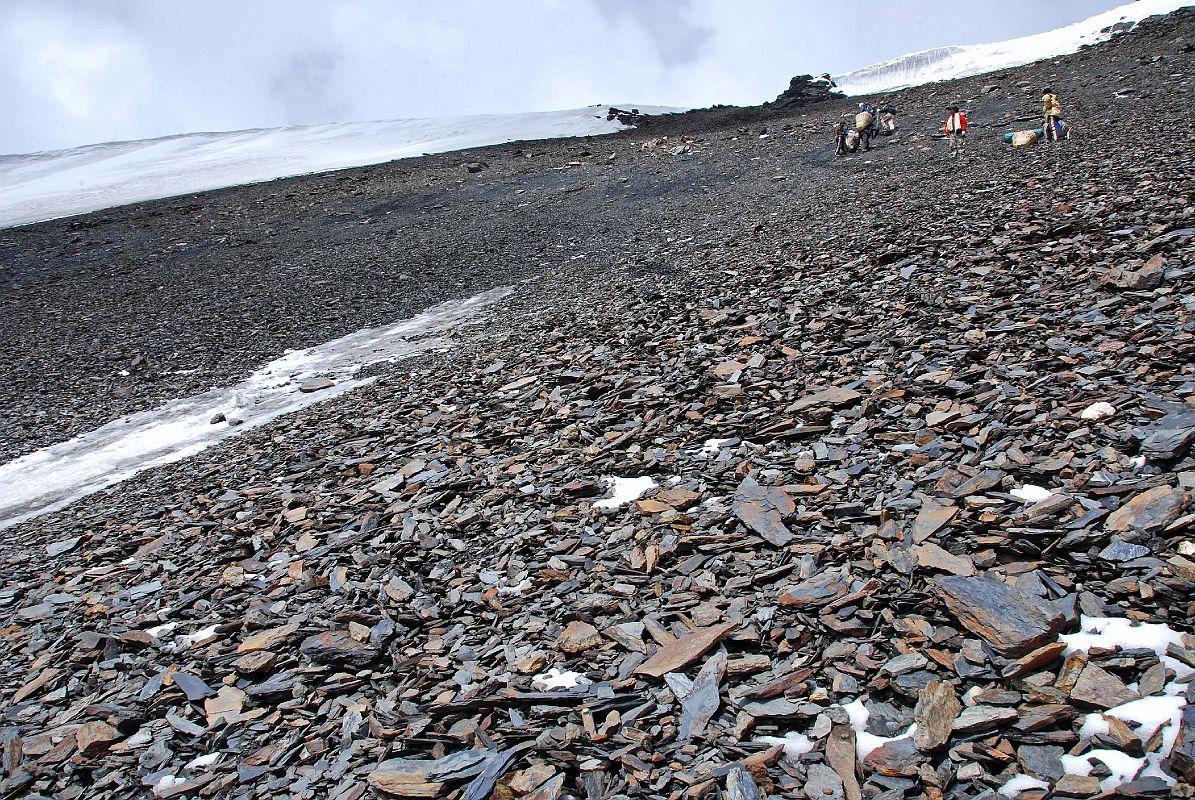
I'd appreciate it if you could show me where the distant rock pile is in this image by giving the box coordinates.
[769,74,841,109]
[610,73,838,132]
[607,107,643,125]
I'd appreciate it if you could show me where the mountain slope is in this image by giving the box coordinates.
[0,9,1193,800]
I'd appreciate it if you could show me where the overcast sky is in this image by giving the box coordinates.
[0,0,1129,154]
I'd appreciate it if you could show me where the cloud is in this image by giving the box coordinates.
[0,3,154,148]
[271,49,346,125]
[593,0,713,67]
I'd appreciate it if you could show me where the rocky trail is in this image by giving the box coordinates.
[2,9,1195,800]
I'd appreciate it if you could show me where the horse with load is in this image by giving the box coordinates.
[835,103,897,156]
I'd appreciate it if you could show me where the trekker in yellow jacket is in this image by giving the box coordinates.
[1042,88,1064,141]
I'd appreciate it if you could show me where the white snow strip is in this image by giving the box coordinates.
[1010,484,1054,503]
[832,0,1192,96]
[700,438,735,455]
[593,476,657,510]
[0,105,678,229]
[174,624,220,651]
[841,699,918,759]
[1061,753,1096,777]
[842,698,869,731]
[0,287,511,530]
[1062,749,1149,792]
[759,698,918,760]
[1074,696,1188,790]
[532,668,591,690]
[152,776,188,797]
[756,732,815,757]
[1081,401,1116,421]
[1060,616,1193,792]
[145,622,177,639]
[185,753,221,771]
[998,774,1048,797]
[1078,713,1111,740]
[856,723,918,760]
[1104,695,1187,734]
[1060,616,1193,677]
[496,578,533,596]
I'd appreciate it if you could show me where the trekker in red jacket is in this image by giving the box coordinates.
[944,105,968,157]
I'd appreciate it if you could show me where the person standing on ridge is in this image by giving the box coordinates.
[1042,87,1064,141]
[943,105,967,157]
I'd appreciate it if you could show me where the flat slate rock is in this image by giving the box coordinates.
[950,469,1005,499]
[1103,485,1189,535]
[1137,410,1195,459]
[633,622,737,678]
[1017,744,1065,782]
[299,630,380,668]
[862,737,920,777]
[912,543,976,576]
[1098,538,1151,562]
[236,622,299,654]
[787,386,861,412]
[778,570,851,608]
[951,705,1018,733]
[1172,705,1195,782]
[732,476,794,546]
[1004,642,1068,679]
[803,763,845,800]
[76,721,118,756]
[170,671,215,702]
[912,680,961,751]
[936,576,1066,657]
[1054,774,1101,797]
[1069,662,1140,709]
[725,765,764,800]
[555,621,602,653]
[368,750,495,797]
[911,501,958,543]
[299,377,335,393]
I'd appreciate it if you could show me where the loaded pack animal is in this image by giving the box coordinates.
[855,103,878,151]
[834,117,862,155]
[836,101,897,156]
